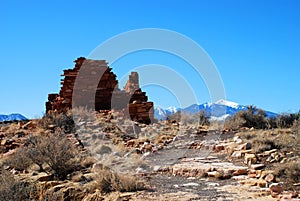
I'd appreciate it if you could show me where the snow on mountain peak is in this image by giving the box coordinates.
[166,106,178,113]
[215,99,240,109]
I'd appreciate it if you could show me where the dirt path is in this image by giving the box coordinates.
[134,132,276,201]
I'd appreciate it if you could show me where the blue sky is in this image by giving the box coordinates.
[0,0,299,118]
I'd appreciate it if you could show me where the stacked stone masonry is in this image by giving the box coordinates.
[46,57,154,124]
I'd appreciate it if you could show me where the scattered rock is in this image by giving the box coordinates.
[182,182,200,187]
[244,153,257,165]
[251,164,265,170]
[269,183,283,198]
[265,173,276,183]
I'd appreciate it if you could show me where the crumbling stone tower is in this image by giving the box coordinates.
[46,57,154,124]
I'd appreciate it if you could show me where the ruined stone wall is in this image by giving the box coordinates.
[46,57,154,124]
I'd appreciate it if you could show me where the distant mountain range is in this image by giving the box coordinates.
[154,99,278,121]
[0,113,28,122]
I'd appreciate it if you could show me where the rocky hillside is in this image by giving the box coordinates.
[0,109,299,200]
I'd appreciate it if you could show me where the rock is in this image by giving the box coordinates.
[141,152,151,159]
[37,174,54,182]
[22,121,36,129]
[269,183,283,198]
[248,173,257,178]
[280,158,288,163]
[251,164,265,170]
[182,182,200,187]
[119,192,136,199]
[142,143,153,153]
[240,178,259,186]
[278,191,299,200]
[233,136,243,144]
[232,168,248,176]
[257,180,267,188]
[126,139,136,147]
[232,175,248,180]
[244,153,257,165]
[231,151,243,158]
[236,142,252,151]
[47,124,56,129]
[207,182,220,187]
[213,144,225,152]
[153,165,161,172]
[207,171,222,178]
[96,145,112,155]
[0,139,7,146]
[264,173,275,182]
[231,150,252,158]
[263,149,278,155]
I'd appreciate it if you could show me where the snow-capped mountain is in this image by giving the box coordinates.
[154,106,180,120]
[0,113,28,122]
[154,99,277,120]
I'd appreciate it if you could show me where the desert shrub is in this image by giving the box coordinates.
[266,117,277,129]
[251,138,277,153]
[276,113,298,128]
[189,111,210,126]
[30,133,81,180]
[167,111,210,126]
[166,111,182,123]
[275,159,300,185]
[225,106,268,130]
[95,168,145,193]
[5,133,81,180]
[38,110,75,133]
[237,131,256,140]
[0,169,37,201]
[274,131,300,153]
[3,148,33,171]
[293,119,300,134]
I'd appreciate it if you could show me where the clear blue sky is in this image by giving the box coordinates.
[1,0,299,118]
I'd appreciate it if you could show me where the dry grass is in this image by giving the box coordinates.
[3,147,33,171]
[38,110,75,133]
[251,138,277,154]
[274,159,300,189]
[94,168,145,193]
[0,169,37,201]
[237,129,300,154]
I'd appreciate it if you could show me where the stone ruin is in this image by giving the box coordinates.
[46,57,154,124]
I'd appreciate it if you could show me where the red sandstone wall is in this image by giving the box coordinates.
[46,57,154,124]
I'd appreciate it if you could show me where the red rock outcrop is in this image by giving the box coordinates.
[46,57,154,124]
